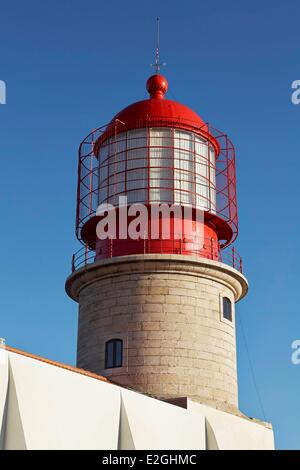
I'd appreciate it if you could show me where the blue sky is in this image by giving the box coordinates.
[0,0,299,449]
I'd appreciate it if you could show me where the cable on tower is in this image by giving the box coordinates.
[238,314,267,422]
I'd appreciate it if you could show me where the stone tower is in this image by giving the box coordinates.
[66,74,248,414]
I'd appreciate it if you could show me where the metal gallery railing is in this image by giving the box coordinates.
[71,238,242,273]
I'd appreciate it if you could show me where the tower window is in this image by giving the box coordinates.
[105,339,123,369]
[223,297,232,322]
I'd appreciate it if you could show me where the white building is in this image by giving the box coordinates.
[0,344,274,450]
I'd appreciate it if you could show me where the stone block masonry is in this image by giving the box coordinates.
[66,254,248,413]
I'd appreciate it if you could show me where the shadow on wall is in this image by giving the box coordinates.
[1,366,26,449]
[205,418,219,450]
[118,396,135,450]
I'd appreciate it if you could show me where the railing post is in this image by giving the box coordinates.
[72,254,75,272]
[110,239,113,258]
[210,237,214,260]
[232,246,235,269]
[218,241,221,263]
[85,244,88,266]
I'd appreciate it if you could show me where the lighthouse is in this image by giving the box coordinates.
[65,72,248,415]
[0,69,274,450]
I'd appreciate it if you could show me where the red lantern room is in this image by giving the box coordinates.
[72,74,241,272]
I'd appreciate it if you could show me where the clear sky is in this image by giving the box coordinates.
[0,0,299,450]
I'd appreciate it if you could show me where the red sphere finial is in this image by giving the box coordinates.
[146,74,168,99]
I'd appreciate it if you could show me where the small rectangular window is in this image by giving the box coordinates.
[105,339,123,369]
[223,297,232,322]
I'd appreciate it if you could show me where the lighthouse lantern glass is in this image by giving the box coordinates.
[97,127,217,213]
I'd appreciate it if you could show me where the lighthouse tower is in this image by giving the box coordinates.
[66,73,248,414]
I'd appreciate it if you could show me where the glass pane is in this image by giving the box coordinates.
[115,132,126,154]
[106,341,114,368]
[108,181,125,197]
[115,340,123,367]
[150,188,172,203]
[99,187,107,204]
[150,128,172,147]
[174,130,193,152]
[99,163,108,184]
[127,189,147,204]
[109,159,125,175]
[223,298,232,321]
[150,128,172,163]
[174,130,194,207]
[98,140,109,163]
[150,168,172,188]
[127,168,147,191]
[127,158,146,170]
[209,146,216,212]
[127,129,147,149]
[195,135,208,158]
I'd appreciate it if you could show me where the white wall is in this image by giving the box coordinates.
[0,348,274,450]
[187,400,275,450]
[0,346,9,448]
[119,388,205,450]
[4,351,121,450]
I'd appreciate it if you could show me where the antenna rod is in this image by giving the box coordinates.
[156,17,160,74]
[150,17,166,74]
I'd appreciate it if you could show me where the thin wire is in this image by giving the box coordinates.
[238,313,267,422]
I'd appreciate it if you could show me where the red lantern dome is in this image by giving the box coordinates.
[94,75,218,154]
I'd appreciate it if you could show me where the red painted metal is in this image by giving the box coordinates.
[146,74,168,99]
[93,75,219,155]
[94,102,218,155]
[93,209,218,261]
[73,75,240,271]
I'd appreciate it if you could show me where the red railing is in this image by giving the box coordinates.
[71,240,243,273]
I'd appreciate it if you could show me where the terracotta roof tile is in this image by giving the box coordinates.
[5,345,112,385]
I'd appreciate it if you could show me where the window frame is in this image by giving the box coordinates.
[222,297,232,322]
[105,338,123,369]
